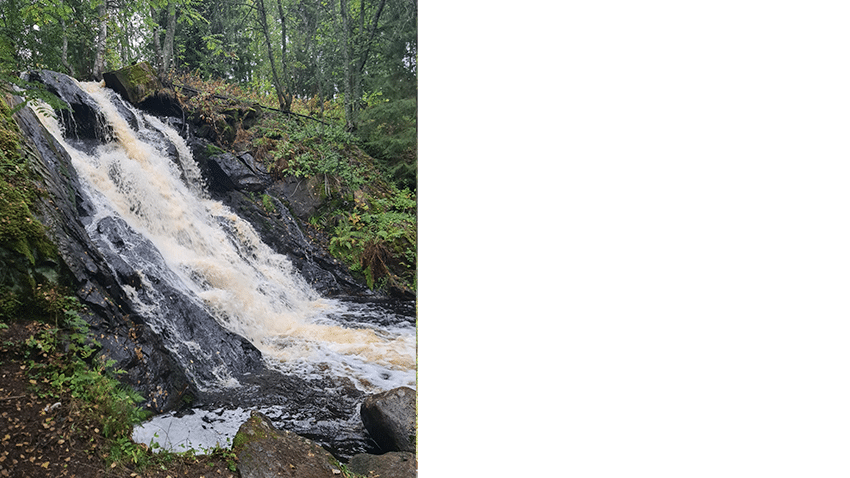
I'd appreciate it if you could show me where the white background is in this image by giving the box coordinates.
[419,1,850,476]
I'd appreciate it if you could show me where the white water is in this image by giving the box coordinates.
[33,81,415,393]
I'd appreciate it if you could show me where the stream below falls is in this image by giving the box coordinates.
[30,79,415,460]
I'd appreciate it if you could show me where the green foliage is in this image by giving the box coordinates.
[209,440,240,472]
[109,436,151,467]
[261,193,276,214]
[331,458,368,478]
[357,96,417,190]
[253,115,372,192]
[326,185,416,291]
[22,292,150,468]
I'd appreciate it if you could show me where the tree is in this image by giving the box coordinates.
[92,0,108,79]
[338,0,386,131]
[255,0,290,111]
[161,0,177,76]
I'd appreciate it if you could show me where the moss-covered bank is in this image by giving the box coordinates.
[0,93,64,320]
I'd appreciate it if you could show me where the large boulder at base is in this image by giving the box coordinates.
[348,452,417,478]
[103,62,182,117]
[360,387,416,453]
[234,411,341,478]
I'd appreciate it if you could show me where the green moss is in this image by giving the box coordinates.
[231,430,250,449]
[0,98,53,262]
[109,62,162,104]
[205,143,226,156]
[0,95,63,321]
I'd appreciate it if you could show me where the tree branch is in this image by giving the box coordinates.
[170,82,331,126]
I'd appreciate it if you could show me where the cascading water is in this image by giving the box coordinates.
[31,79,415,458]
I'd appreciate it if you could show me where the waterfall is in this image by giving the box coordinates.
[32,81,415,394]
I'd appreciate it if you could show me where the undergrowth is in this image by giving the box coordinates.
[21,285,151,463]
[326,185,416,291]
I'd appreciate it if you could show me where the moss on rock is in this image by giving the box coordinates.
[0,94,62,321]
[103,62,162,105]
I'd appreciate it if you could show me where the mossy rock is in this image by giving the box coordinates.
[0,100,64,322]
[103,62,162,105]
[233,411,341,478]
[103,63,182,117]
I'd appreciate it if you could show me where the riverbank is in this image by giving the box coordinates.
[0,319,240,478]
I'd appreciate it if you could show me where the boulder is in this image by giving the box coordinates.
[233,411,341,478]
[360,387,416,453]
[102,62,161,105]
[103,62,182,117]
[272,175,324,220]
[348,452,417,478]
[206,151,271,192]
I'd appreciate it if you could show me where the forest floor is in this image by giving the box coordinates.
[0,320,237,478]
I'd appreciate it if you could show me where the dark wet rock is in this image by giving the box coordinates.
[234,411,341,478]
[348,452,417,478]
[8,81,264,413]
[23,69,110,151]
[205,150,271,192]
[196,369,368,460]
[272,175,324,220]
[8,93,202,411]
[89,214,267,409]
[361,387,416,453]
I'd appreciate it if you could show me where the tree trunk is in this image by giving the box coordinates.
[339,0,385,132]
[151,7,162,73]
[162,1,177,78]
[275,0,293,112]
[355,0,386,76]
[257,0,288,112]
[121,18,130,65]
[93,1,107,80]
[60,19,75,77]
[339,0,355,131]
